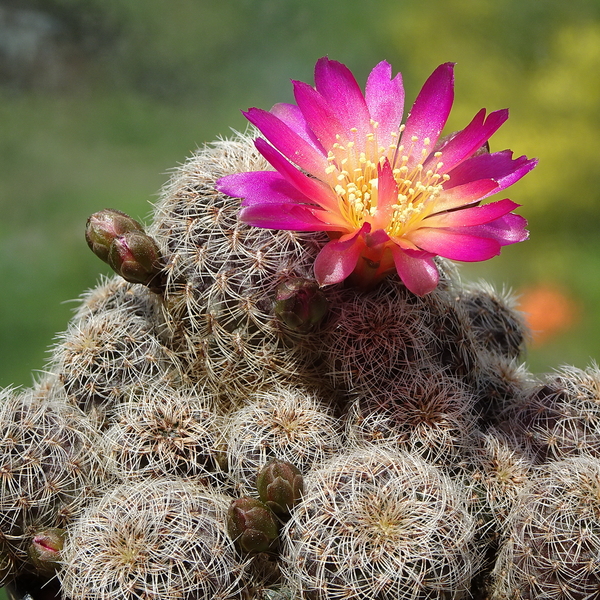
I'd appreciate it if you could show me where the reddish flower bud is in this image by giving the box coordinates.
[274,278,328,332]
[28,528,65,575]
[85,209,144,263]
[256,458,304,517]
[107,231,162,288]
[227,497,278,553]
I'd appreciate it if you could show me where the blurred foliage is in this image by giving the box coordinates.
[1,0,600,396]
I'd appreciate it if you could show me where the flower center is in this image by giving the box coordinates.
[323,123,450,237]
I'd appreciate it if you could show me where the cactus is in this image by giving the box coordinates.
[502,364,600,462]
[146,136,335,407]
[491,455,600,599]
[0,124,594,599]
[225,384,344,496]
[281,446,483,599]
[50,297,179,425]
[465,427,535,540]
[318,277,440,394]
[0,383,107,585]
[103,380,227,486]
[59,478,247,600]
[473,352,534,423]
[345,366,478,467]
[460,281,529,360]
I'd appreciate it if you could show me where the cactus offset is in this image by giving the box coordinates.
[491,456,600,599]
[59,478,247,600]
[0,383,107,585]
[281,447,482,600]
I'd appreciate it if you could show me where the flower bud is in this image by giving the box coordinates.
[227,497,278,553]
[256,458,304,517]
[274,278,328,332]
[107,231,162,288]
[85,209,145,263]
[28,528,65,575]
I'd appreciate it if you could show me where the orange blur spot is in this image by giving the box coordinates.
[517,284,580,346]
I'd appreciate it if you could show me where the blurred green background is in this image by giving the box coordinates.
[1,0,600,399]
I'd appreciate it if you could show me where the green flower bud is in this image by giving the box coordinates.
[27,528,65,575]
[85,209,144,264]
[274,278,328,332]
[107,231,163,288]
[256,458,304,517]
[227,497,278,553]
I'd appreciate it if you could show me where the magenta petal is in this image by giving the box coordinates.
[270,103,325,154]
[314,230,366,286]
[365,61,405,148]
[434,179,499,212]
[445,150,538,197]
[410,228,502,261]
[463,213,529,246]
[372,159,398,230]
[390,246,439,296]
[423,199,521,228]
[313,57,371,144]
[239,203,332,231]
[244,107,327,176]
[365,227,391,247]
[215,171,311,206]
[254,138,340,215]
[293,79,346,149]
[428,108,509,173]
[401,63,455,169]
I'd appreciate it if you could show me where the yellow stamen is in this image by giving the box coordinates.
[323,129,448,233]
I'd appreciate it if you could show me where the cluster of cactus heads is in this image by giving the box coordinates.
[1,132,599,600]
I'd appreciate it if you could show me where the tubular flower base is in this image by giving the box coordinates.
[216,58,537,294]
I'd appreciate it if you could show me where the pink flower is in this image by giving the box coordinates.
[216,58,537,295]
